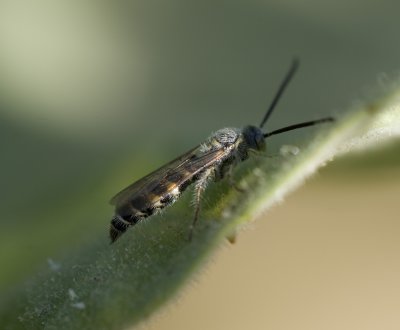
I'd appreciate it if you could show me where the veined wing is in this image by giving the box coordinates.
[110,145,199,205]
[110,145,230,207]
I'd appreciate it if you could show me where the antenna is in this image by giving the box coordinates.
[263,117,334,138]
[259,58,299,129]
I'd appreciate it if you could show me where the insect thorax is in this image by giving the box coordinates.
[200,127,240,151]
[208,125,264,154]
[200,127,251,178]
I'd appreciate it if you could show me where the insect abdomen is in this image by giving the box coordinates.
[109,182,190,242]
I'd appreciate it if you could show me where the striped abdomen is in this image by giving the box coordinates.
[109,142,232,243]
[109,173,196,242]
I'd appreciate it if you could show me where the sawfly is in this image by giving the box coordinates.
[109,59,334,242]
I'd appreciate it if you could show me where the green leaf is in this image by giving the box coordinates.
[1,86,400,330]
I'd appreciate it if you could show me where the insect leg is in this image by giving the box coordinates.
[188,170,212,241]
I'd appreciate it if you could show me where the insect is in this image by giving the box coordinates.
[109,59,334,242]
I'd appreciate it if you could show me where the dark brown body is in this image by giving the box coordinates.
[109,121,332,243]
[109,127,254,242]
[110,159,198,242]
[108,59,334,242]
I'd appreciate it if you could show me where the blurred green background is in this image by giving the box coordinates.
[1,1,400,329]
